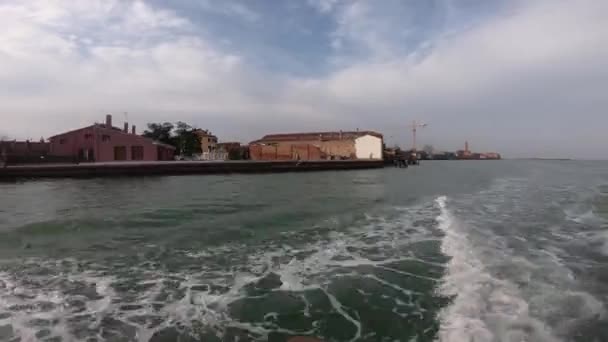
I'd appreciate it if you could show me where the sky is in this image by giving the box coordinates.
[1,0,607,158]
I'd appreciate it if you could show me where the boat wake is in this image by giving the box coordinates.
[0,202,446,342]
[434,196,560,342]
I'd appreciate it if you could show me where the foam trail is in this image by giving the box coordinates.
[321,288,362,342]
[435,196,494,341]
[435,196,563,342]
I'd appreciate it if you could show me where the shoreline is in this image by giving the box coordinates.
[0,160,384,180]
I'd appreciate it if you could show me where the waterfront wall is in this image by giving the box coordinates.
[0,160,384,180]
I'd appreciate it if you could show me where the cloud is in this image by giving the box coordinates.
[0,1,269,136]
[190,0,260,23]
[1,0,607,157]
[292,0,608,157]
[307,0,339,14]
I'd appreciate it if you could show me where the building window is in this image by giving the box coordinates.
[102,135,111,142]
[131,146,144,160]
[114,146,127,161]
[59,138,67,144]
[84,133,93,140]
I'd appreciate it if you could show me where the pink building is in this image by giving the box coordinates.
[48,115,175,162]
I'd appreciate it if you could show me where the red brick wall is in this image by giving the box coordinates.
[250,143,322,161]
[276,144,293,160]
[249,145,271,160]
[292,144,321,160]
[251,139,355,160]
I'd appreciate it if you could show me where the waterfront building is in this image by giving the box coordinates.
[249,131,383,161]
[48,115,175,162]
[194,129,218,153]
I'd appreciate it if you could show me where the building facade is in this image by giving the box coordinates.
[48,115,175,162]
[250,131,383,161]
[195,130,218,153]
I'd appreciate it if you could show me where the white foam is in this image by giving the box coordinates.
[0,270,120,342]
[322,288,362,342]
[279,258,313,291]
[87,276,116,314]
[434,196,561,342]
[571,210,602,224]
[602,231,608,256]
[0,201,445,342]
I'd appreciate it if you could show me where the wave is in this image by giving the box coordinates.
[0,203,445,342]
[434,196,561,342]
[564,209,605,225]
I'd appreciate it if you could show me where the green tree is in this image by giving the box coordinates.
[142,122,174,145]
[173,122,202,157]
[143,121,202,157]
[228,148,243,160]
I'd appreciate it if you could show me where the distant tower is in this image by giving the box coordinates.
[465,140,469,153]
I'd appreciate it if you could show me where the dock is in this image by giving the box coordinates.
[0,160,384,180]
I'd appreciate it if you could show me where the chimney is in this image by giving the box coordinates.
[131,125,136,135]
[105,114,112,128]
[123,122,128,133]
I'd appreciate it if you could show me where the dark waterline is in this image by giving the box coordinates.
[1,161,607,341]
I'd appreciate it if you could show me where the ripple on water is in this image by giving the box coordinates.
[0,201,448,341]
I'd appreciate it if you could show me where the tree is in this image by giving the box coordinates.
[228,148,243,160]
[173,122,202,157]
[142,122,174,145]
[143,121,202,157]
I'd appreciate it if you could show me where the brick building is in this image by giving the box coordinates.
[249,131,383,161]
[48,115,175,162]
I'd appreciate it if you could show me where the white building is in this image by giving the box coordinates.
[355,134,383,160]
[252,130,384,161]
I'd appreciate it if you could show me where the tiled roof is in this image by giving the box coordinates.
[48,124,122,139]
[253,131,383,143]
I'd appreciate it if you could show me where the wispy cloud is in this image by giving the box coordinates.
[307,0,339,14]
[1,0,607,157]
[197,0,260,22]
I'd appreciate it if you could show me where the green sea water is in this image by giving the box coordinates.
[1,160,607,342]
